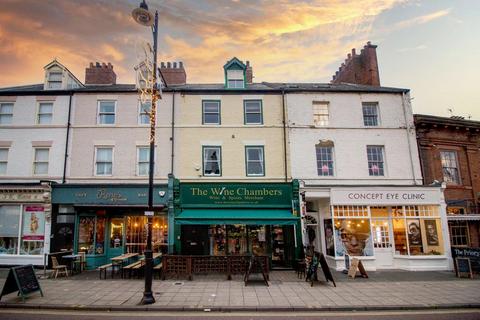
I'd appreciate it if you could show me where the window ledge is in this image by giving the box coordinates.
[393,255,446,259]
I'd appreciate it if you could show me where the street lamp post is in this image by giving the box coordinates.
[132,0,159,305]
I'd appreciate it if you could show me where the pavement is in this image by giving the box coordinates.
[0,269,479,312]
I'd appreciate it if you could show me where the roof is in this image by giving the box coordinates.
[414,114,480,129]
[0,82,409,95]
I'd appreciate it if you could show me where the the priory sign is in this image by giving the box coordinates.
[181,183,292,208]
[331,188,440,205]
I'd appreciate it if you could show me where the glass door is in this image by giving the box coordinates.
[107,217,124,259]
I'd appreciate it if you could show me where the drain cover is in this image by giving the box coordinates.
[174,282,184,286]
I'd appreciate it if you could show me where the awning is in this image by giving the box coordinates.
[175,209,299,225]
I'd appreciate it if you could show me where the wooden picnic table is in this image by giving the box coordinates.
[111,253,139,278]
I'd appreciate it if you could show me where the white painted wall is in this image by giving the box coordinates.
[67,92,173,183]
[0,95,71,182]
[287,92,423,185]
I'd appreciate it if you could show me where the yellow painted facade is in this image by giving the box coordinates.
[174,93,290,182]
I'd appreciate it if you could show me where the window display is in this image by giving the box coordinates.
[0,205,20,255]
[248,226,267,255]
[78,216,106,255]
[227,225,247,255]
[324,219,334,256]
[209,225,226,255]
[334,218,373,257]
[21,206,45,255]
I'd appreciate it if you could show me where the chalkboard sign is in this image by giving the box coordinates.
[319,253,336,287]
[0,265,43,302]
[244,256,269,286]
[451,247,480,274]
[455,257,473,279]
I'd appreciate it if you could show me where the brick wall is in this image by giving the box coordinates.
[331,42,380,86]
[159,61,186,86]
[85,62,116,85]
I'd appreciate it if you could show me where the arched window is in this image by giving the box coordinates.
[315,140,334,176]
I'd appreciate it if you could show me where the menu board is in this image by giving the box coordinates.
[0,265,43,302]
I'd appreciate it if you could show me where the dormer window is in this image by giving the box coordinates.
[47,72,63,89]
[223,57,247,89]
[227,70,244,88]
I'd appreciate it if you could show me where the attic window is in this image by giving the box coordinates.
[227,70,244,89]
[47,72,63,89]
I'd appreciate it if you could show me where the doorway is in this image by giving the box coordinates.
[181,225,209,255]
[371,219,393,267]
[107,217,124,260]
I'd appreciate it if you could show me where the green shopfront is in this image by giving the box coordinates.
[51,184,169,269]
[174,181,302,268]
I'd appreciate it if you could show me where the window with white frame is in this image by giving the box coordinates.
[367,145,385,176]
[362,102,379,126]
[313,101,329,126]
[97,101,116,124]
[138,101,151,125]
[0,148,8,174]
[203,146,221,176]
[0,103,13,124]
[226,69,244,88]
[440,151,460,184]
[37,102,53,124]
[47,72,63,89]
[244,100,263,124]
[202,101,220,125]
[245,146,264,176]
[95,147,113,176]
[137,147,150,176]
[33,148,49,175]
[315,141,334,176]
[449,221,469,247]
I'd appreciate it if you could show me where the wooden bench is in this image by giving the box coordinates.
[97,263,112,279]
[122,261,142,279]
[153,263,163,279]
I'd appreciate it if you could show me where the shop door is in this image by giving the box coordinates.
[181,225,209,255]
[371,219,393,267]
[271,225,294,269]
[107,217,125,259]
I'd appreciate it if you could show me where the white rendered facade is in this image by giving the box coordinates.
[287,90,452,271]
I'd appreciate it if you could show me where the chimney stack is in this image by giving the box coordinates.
[85,62,116,85]
[246,60,253,84]
[159,61,187,86]
[331,42,380,86]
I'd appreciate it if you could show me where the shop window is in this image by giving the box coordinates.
[370,206,389,217]
[324,219,334,256]
[202,100,220,124]
[227,225,247,255]
[332,205,372,257]
[313,101,329,126]
[367,145,385,176]
[440,151,461,184]
[248,226,267,255]
[245,146,265,176]
[315,141,334,176]
[78,216,105,255]
[126,216,167,254]
[0,205,20,255]
[333,205,368,217]
[21,206,45,255]
[393,218,407,255]
[209,225,226,255]
[203,146,221,176]
[244,100,263,124]
[449,221,469,247]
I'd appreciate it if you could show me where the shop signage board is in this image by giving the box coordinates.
[0,265,43,302]
[319,253,336,287]
[331,188,441,205]
[455,258,473,279]
[52,185,168,206]
[452,247,480,273]
[180,183,293,208]
[347,258,368,279]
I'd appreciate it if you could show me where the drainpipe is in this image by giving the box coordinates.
[62,93,73,183]
[401,92,419,185]
[170,90,176,175]
[282,90,288,182]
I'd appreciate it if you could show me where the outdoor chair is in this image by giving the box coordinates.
[74,252,87,272]
[51,256,68,278]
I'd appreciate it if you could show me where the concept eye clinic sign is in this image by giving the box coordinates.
[330,189,440,205]
[181,183,292,207]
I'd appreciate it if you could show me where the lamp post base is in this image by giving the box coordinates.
[141,249,155,305]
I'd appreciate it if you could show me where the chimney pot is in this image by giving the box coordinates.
[85,61,116,85]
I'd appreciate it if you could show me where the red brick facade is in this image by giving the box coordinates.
[331,42,380,87]
[85,62,116,85]
[159,61,186,86]
[415,114,480,248]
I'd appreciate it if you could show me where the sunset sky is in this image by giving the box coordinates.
[0,0,478,119]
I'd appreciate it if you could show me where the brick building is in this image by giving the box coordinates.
[415,114,480,248]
